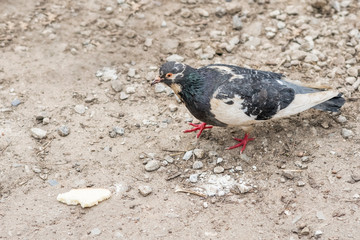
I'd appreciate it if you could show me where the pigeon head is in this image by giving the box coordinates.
[151,62,188,86]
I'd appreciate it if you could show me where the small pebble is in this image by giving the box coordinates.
[235,166,243,171]
[32,166,41,173]
[347,67,358,77]
[125,86,136,94]
[30,128,47,139]
[189,174,198,183]
[138,185,152,197]
[336,115,347,123]
[111,79,123,92]
[168,104,178,112]
[119,92,129,100]
[145,160,160,172]
[166,54,184,62]
[48,179,58,186]
[183,150,193,160]
[11,99,21,106]
[96,67,117,82]
[144,38,153,47]
[90,228,101,236]
[300,227,310,235]
[164,155,174,163]
[74,105,86,114]
[128,68,136,78]
[216,157,223,164]
[58,125,70,137]
[341,128,354,139]
[314,230,323,238]
[232,15,242,30]
[297,181,306,187]
[193,161,203,169]
[316,211,326,220]
[282,170,294,179]
[213,166,224,174]
[154,84,166,93]
[194,149,205,159]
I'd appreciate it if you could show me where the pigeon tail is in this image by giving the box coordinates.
[312,93,345,112]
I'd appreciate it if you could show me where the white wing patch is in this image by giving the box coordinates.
[210,95,258,126]
[272,90,340,119]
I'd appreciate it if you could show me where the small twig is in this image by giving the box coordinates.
[1,142,11,154]
[162,149,186,153]
[166,172,181,181]
[175,188,207,198]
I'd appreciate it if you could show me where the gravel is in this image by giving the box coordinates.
[96,67,117,82]
[11,99,21,106]
[111,79,123,92]
[183,150,193,160]
[30,128,47,139]
[213,166,224,174]
[74,105,86,114]
[127,68,136,78]
[193,148,205,159]
[189,174,198,183]
[145,160,160,172]
[90,228,102,236]
[57,125,70,137]
[168,104,178,112]
[341,128,354,139]
[192,161,203,169]
[232,15,243,30]
[138,185,152,196]
[166,54,184,62]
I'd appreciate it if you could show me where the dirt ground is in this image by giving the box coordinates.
[1,0,360,239]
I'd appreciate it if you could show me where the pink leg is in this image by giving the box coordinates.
[226,133,255,153]
[183,122,213,138]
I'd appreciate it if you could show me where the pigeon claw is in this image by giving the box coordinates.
[183,122,213,138]
[226,133,255,153]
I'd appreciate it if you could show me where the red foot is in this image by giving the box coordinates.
[226,133,255,153]
[183,122,213,138]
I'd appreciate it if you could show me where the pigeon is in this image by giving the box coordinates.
[151,61,345,152]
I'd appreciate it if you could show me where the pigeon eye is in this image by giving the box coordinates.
[166,73,173,78]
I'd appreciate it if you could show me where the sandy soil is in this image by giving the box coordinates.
[1,0,360,239]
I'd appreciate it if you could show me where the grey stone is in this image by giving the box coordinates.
[168,104,178,112]
[232,15,243,30]
[119,92,129,100]
[90,228,101,236]
[282,170,294,179]
[166,54,184,62]
[316,211,326,220]
[246,22,262,36]
[154,84,166,93]
[347,67,358,77]
[244,37,261,48]
[269,10,280,17]
[285,5,300,15]
[195,8,209,17]
[229,36,240,46]
[11,99,21,106]
[96,67,117,82]
[225,1,242,15]
[304,53,319,63]
[342,128,354,139]
[127,68,136,77]
[336,115,347,123]
[145,160,160,172]
[125,86,136,94]
[297,181,306,187]
[189,174,198,183]
[215,6,226,17]
[193,161,203,169]
[48,179,58,186]
[138,185,152,196]
[113,126,125,136]
[345,77,356,85]
[164,155,174,163]
[183,150,193,160]
[300,227,310,235]
[277,21,286,29]
[42,117,50,125]
[111,79,123,92]
[208,151,218,158]
[193,148,205,159]
[180,8,192,18]
[74,105,86,114]
[290,50,307,60]
[314,230,323,238]
[32,166,41,173]
[144,38,152,47]
[30,128,47,139]
[57,125,70,137]
[213,166,224,174]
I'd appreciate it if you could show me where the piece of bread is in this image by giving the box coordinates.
[57,188,111,208]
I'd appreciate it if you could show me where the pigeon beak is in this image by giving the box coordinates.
[151,76,163,86]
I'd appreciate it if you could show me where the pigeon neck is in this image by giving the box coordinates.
[179,71,203,100]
